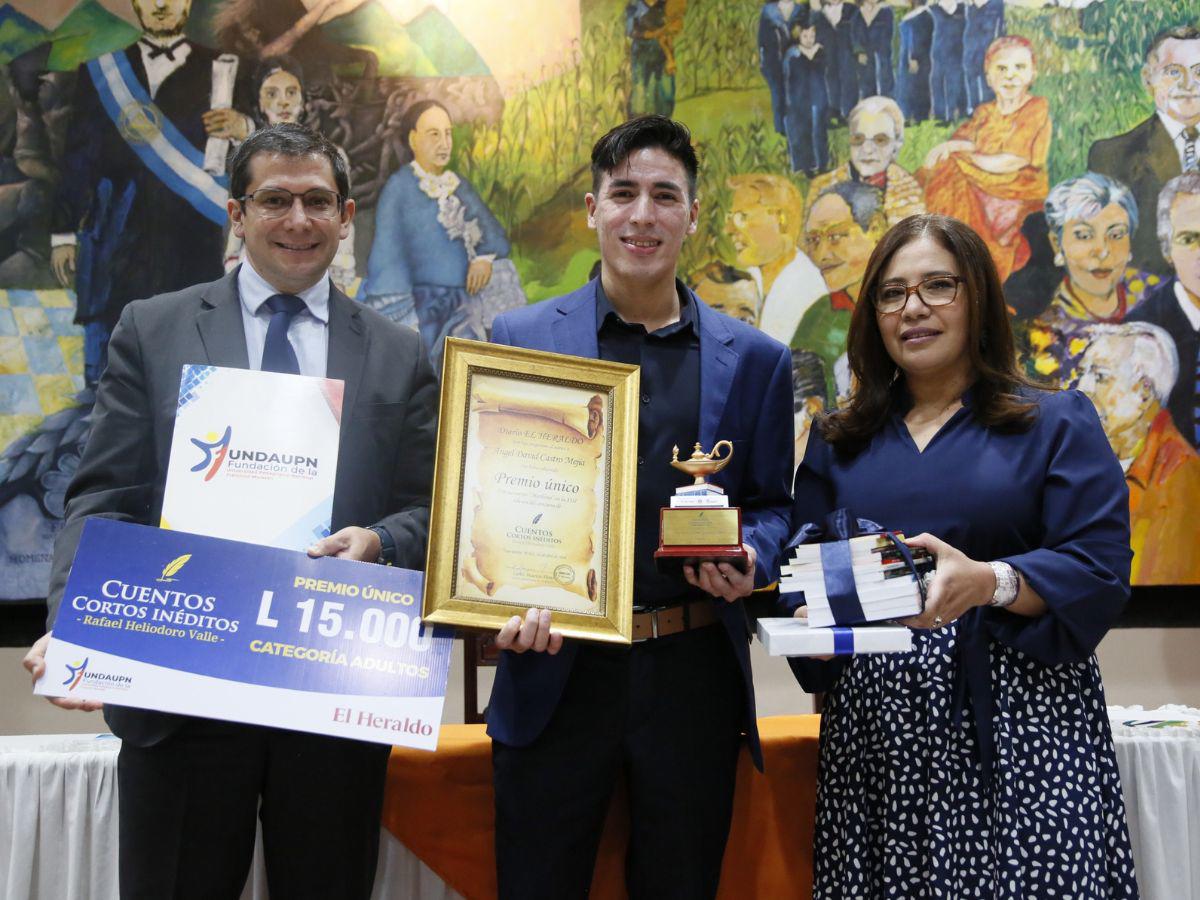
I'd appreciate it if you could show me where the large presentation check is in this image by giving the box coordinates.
[38,519,452,749]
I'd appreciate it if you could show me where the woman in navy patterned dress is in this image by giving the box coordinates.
[788,214,1138,897]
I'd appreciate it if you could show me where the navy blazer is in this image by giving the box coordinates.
[484,279,794,770]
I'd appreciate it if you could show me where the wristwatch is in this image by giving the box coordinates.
[988,560,1019,608]
[366,525,396,566]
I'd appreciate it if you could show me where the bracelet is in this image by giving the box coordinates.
[988,560,1018,608]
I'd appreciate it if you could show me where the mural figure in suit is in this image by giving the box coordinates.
[853,0,894,100]
[813,0,861,121]
[1126,172,1200,450]
[928,0,966,123]
[1089,25,1200,277]
[896,1,932,124]
[783,25,830,176]
[759,0,809,135]
[962,0,1004,114]
[50,0,254,386]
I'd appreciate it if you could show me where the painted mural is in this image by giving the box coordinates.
[0,0,1197,600]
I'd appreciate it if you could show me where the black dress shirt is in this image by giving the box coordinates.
[596,279,704,608]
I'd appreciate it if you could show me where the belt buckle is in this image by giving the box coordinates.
[631,608,659,643]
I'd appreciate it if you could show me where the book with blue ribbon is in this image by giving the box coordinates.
[756,616,912,656]
[778,510,934,629]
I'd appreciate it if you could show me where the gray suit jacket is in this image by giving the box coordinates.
[45,269,438,746]
[1088,115,1181,277]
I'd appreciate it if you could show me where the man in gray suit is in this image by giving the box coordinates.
[22,123,437,899]
[1089,25,1200,276]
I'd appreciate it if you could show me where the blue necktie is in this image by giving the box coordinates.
[261,293,306,375]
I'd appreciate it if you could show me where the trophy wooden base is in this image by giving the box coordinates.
[653,544,750,574]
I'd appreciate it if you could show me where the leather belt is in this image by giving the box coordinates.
[631,600,719,641]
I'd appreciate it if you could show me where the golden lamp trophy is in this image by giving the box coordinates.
[654,441,747,573]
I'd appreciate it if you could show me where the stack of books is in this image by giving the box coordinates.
[779,533,934,628]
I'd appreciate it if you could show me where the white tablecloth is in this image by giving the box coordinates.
[1109,705,1200,900]
[3,713,1199,900]
[0,734,462,900]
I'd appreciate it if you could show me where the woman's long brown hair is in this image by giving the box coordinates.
[820,214,1041,453]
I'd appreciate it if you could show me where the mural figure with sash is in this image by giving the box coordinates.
[50,0,253,384]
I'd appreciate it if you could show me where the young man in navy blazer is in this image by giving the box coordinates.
[486,116,794,899]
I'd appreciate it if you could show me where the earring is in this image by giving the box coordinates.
[1053,251,1064,267]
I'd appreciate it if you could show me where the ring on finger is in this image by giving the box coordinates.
[933,615,943,628]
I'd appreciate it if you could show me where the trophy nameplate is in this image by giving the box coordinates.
[654,441,749,573]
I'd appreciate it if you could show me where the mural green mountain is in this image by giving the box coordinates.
[44,1,139,72]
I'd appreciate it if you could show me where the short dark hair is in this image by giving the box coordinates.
[400,99,452,154]
[815,180,886,234]
[590,115,699,199]
[229,123,349,201]
[1146,24,1200,65]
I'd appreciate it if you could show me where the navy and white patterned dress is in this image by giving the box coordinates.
[789,388,1139,898]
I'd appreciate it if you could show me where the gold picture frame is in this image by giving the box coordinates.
[422,338,640,644]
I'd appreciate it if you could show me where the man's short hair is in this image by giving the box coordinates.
[1146,25,1200,68]
[229,123,349,201]
[591,115,699,199]
[849,96,905,144]
[1044,172,1139,244]
[813,180,886,234]
[1156,171,1200,259]
[1080,322,1179,404]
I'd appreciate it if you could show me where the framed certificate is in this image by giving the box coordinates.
[422,338,639,643]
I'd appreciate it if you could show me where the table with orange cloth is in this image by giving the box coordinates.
[382,715,821,900]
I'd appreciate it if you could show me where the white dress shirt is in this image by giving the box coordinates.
[137,35,192,100]
[1174,278,1200,332]
[237,259,330,377]
[1157,110,1200,171]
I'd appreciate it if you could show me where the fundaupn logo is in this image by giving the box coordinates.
[190,425,232,481]
[63,658,88,691]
